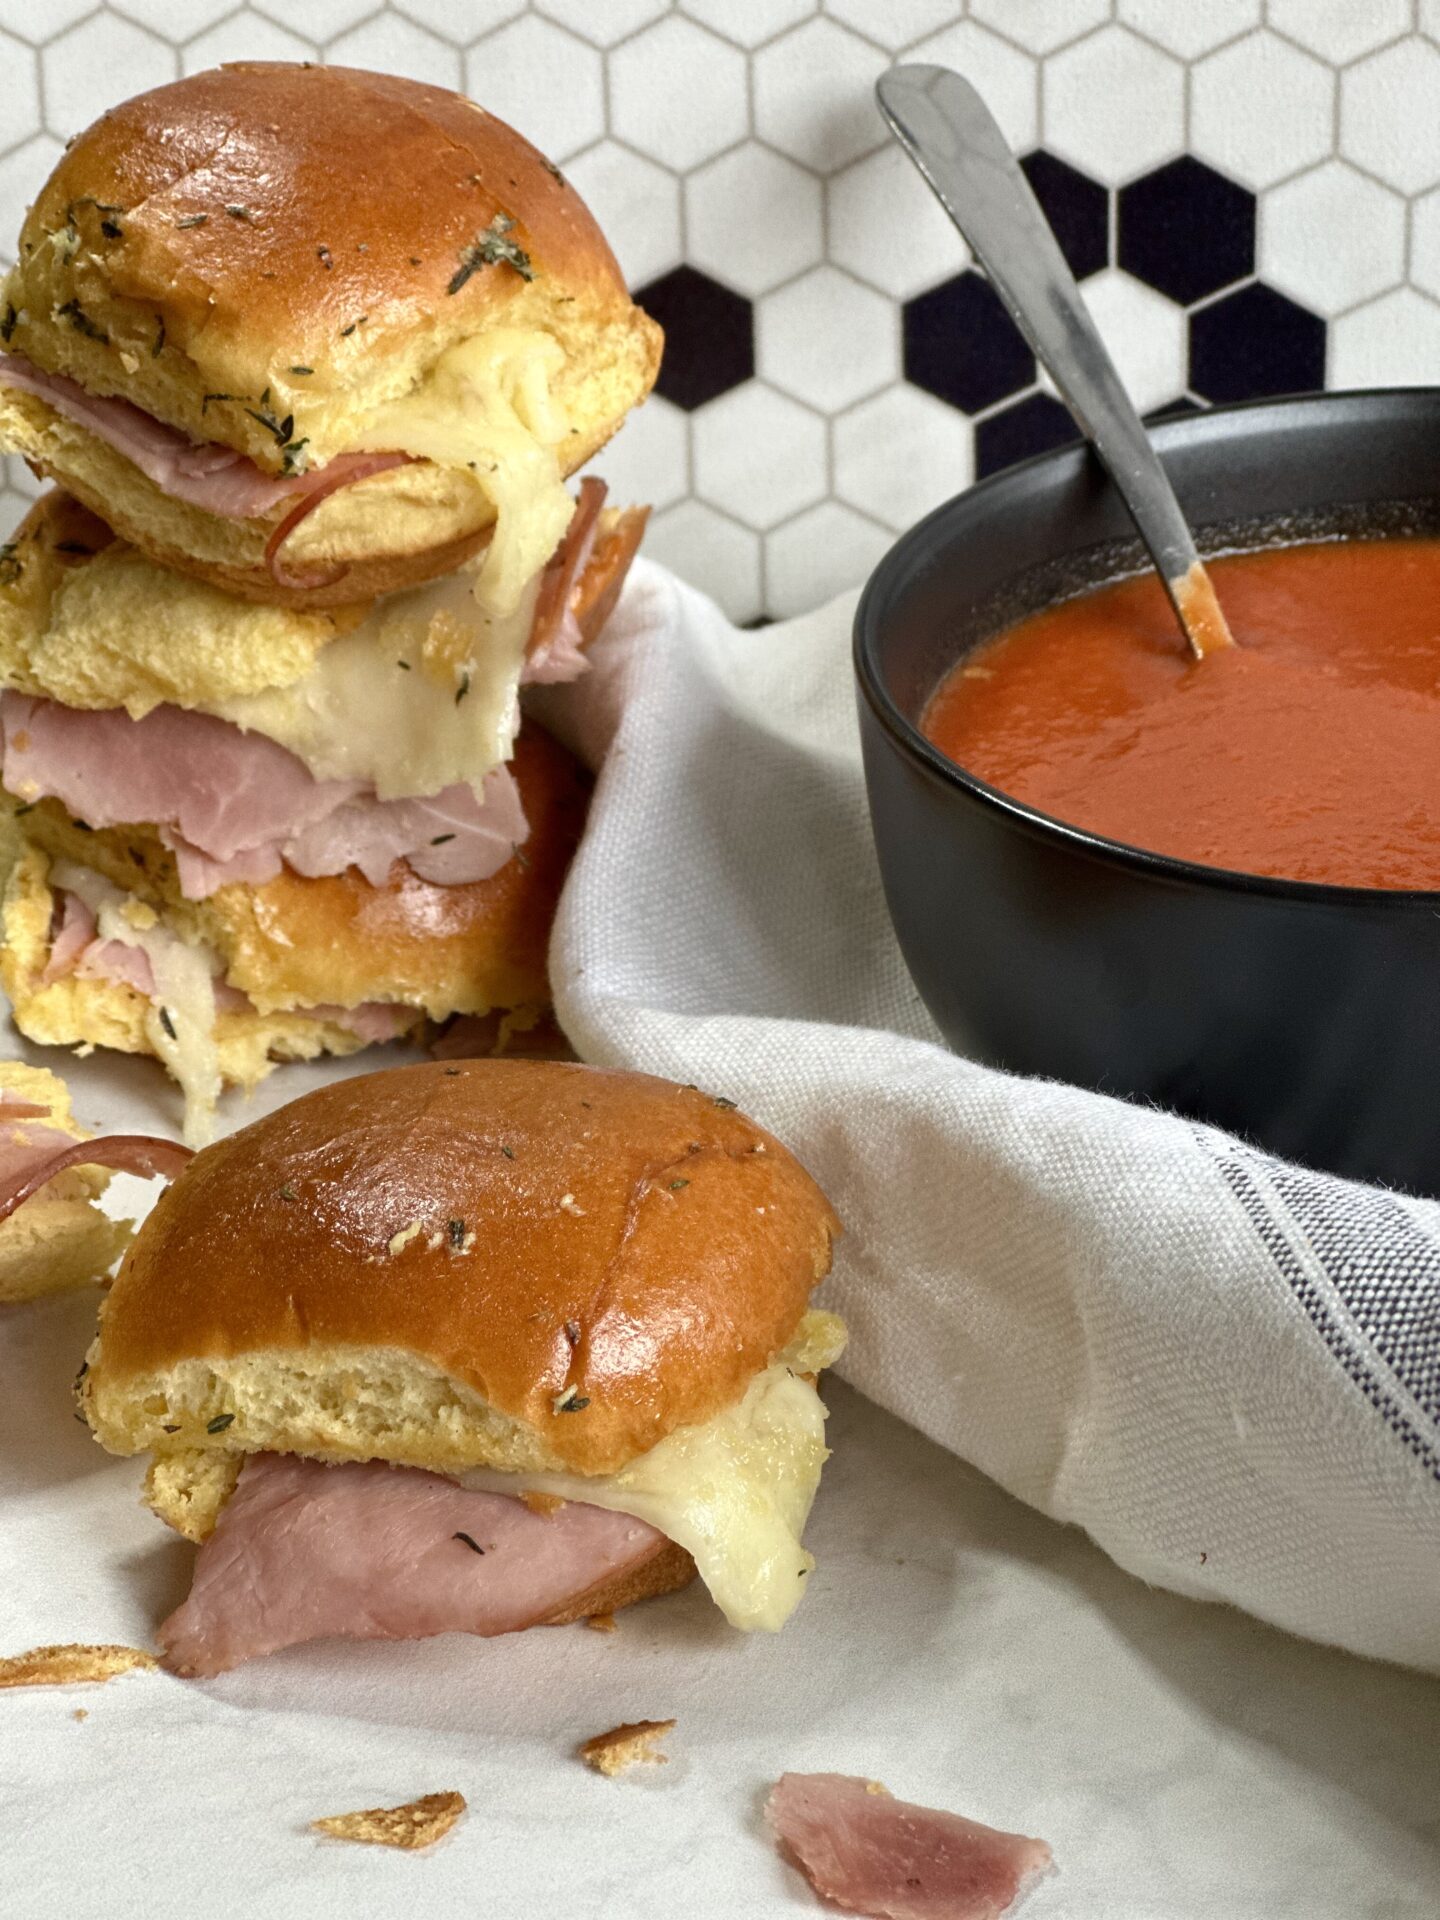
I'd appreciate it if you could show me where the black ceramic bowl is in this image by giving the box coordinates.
[855,390,1440,1197]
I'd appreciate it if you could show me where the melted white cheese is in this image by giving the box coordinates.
[50,861,221,1147]
[461,1311,849,1633]
[210,568,539,798]
[352,328,575,620]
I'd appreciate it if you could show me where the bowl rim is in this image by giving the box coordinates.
[853,385,1440,910]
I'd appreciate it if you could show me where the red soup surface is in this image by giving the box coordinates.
[922,538,1440,891]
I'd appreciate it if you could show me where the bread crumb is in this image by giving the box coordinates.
[585,1612,617,1634]
[865,1779,892,1797]
[559,1193,585,1216]
[521,1490,565,1518]
[313,1791,466,1851]
[578,1719,675,1777]
[72,1708,88,1721]
[387,1220,425,1257]
[0,1644,157,1690]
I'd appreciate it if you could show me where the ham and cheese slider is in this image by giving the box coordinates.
[0,63,659,608]
[0,492,622,1143]
[78,1062,845,1677]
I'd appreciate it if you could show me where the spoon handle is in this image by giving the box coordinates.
[876,63,1233,658]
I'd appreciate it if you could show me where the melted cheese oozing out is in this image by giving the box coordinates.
[210,567,540,798]
[50,861,221,1147]
[461,1310,849,1633]
[353,329,575,620]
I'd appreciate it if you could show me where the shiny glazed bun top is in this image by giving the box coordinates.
[84,1062,841,1478]
[3,63,661,471]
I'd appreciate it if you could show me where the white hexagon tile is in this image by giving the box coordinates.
[6,1,1440,620]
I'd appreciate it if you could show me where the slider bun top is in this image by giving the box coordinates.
[4,62,660,473]
[83,1063,840,1478]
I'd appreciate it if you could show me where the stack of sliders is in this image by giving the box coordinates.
[79,1062,845,1676]
[0,64,660,1141]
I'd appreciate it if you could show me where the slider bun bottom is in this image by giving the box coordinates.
[0,386,615,608]
[0,719,588,1102]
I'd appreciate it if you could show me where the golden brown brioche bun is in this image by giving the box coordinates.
[2,64,659,604]
[5,63,659,470]
[83,1063,840,1481]
[2,719,587,1051]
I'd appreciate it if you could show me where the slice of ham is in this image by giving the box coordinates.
[284,771,528,890]
[42,889,97,985]
[766,1774,1053,1920]
[0,1134,192,1228]
[1,694,527,899]
[308,1003,414,1046]
[0,353,408,522]
[523,476,606,685]
[76,935,161,1000]
[158,1453,670,1677]
[0,1116,76,1179]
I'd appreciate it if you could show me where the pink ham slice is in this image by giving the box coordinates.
[767,1774,1053,1920]
[0,1132,192,1227]
[41,889,97,984]
[0,1114,77,1177]
[1,694,527,898]
[0,353,407,521]
[522,476,605,685]
[158,1453,670,1677]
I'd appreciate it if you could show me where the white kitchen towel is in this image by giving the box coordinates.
[539,559,1440,1674]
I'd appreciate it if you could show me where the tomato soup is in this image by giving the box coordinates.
[922,538,1440,891]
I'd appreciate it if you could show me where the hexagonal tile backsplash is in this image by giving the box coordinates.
[2,1,1439,621]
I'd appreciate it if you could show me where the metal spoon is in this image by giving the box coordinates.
[876,63,1235,660]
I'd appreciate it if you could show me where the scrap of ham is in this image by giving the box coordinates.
[766,1773,1053,1920]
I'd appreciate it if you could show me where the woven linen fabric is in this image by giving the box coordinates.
[539,560,1440,1674]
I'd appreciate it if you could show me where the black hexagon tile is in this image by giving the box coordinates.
[634,265,754,412]
[974,391,1078,479]
[1119,158,1256,308]
[904,272,1034,415]
[1021,151,1110,282]
[1189,282,1326,403]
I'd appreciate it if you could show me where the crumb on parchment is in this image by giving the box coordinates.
[0,1644,157,1690]
[578,1720,675,1777]
[312,1791,466,1850]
